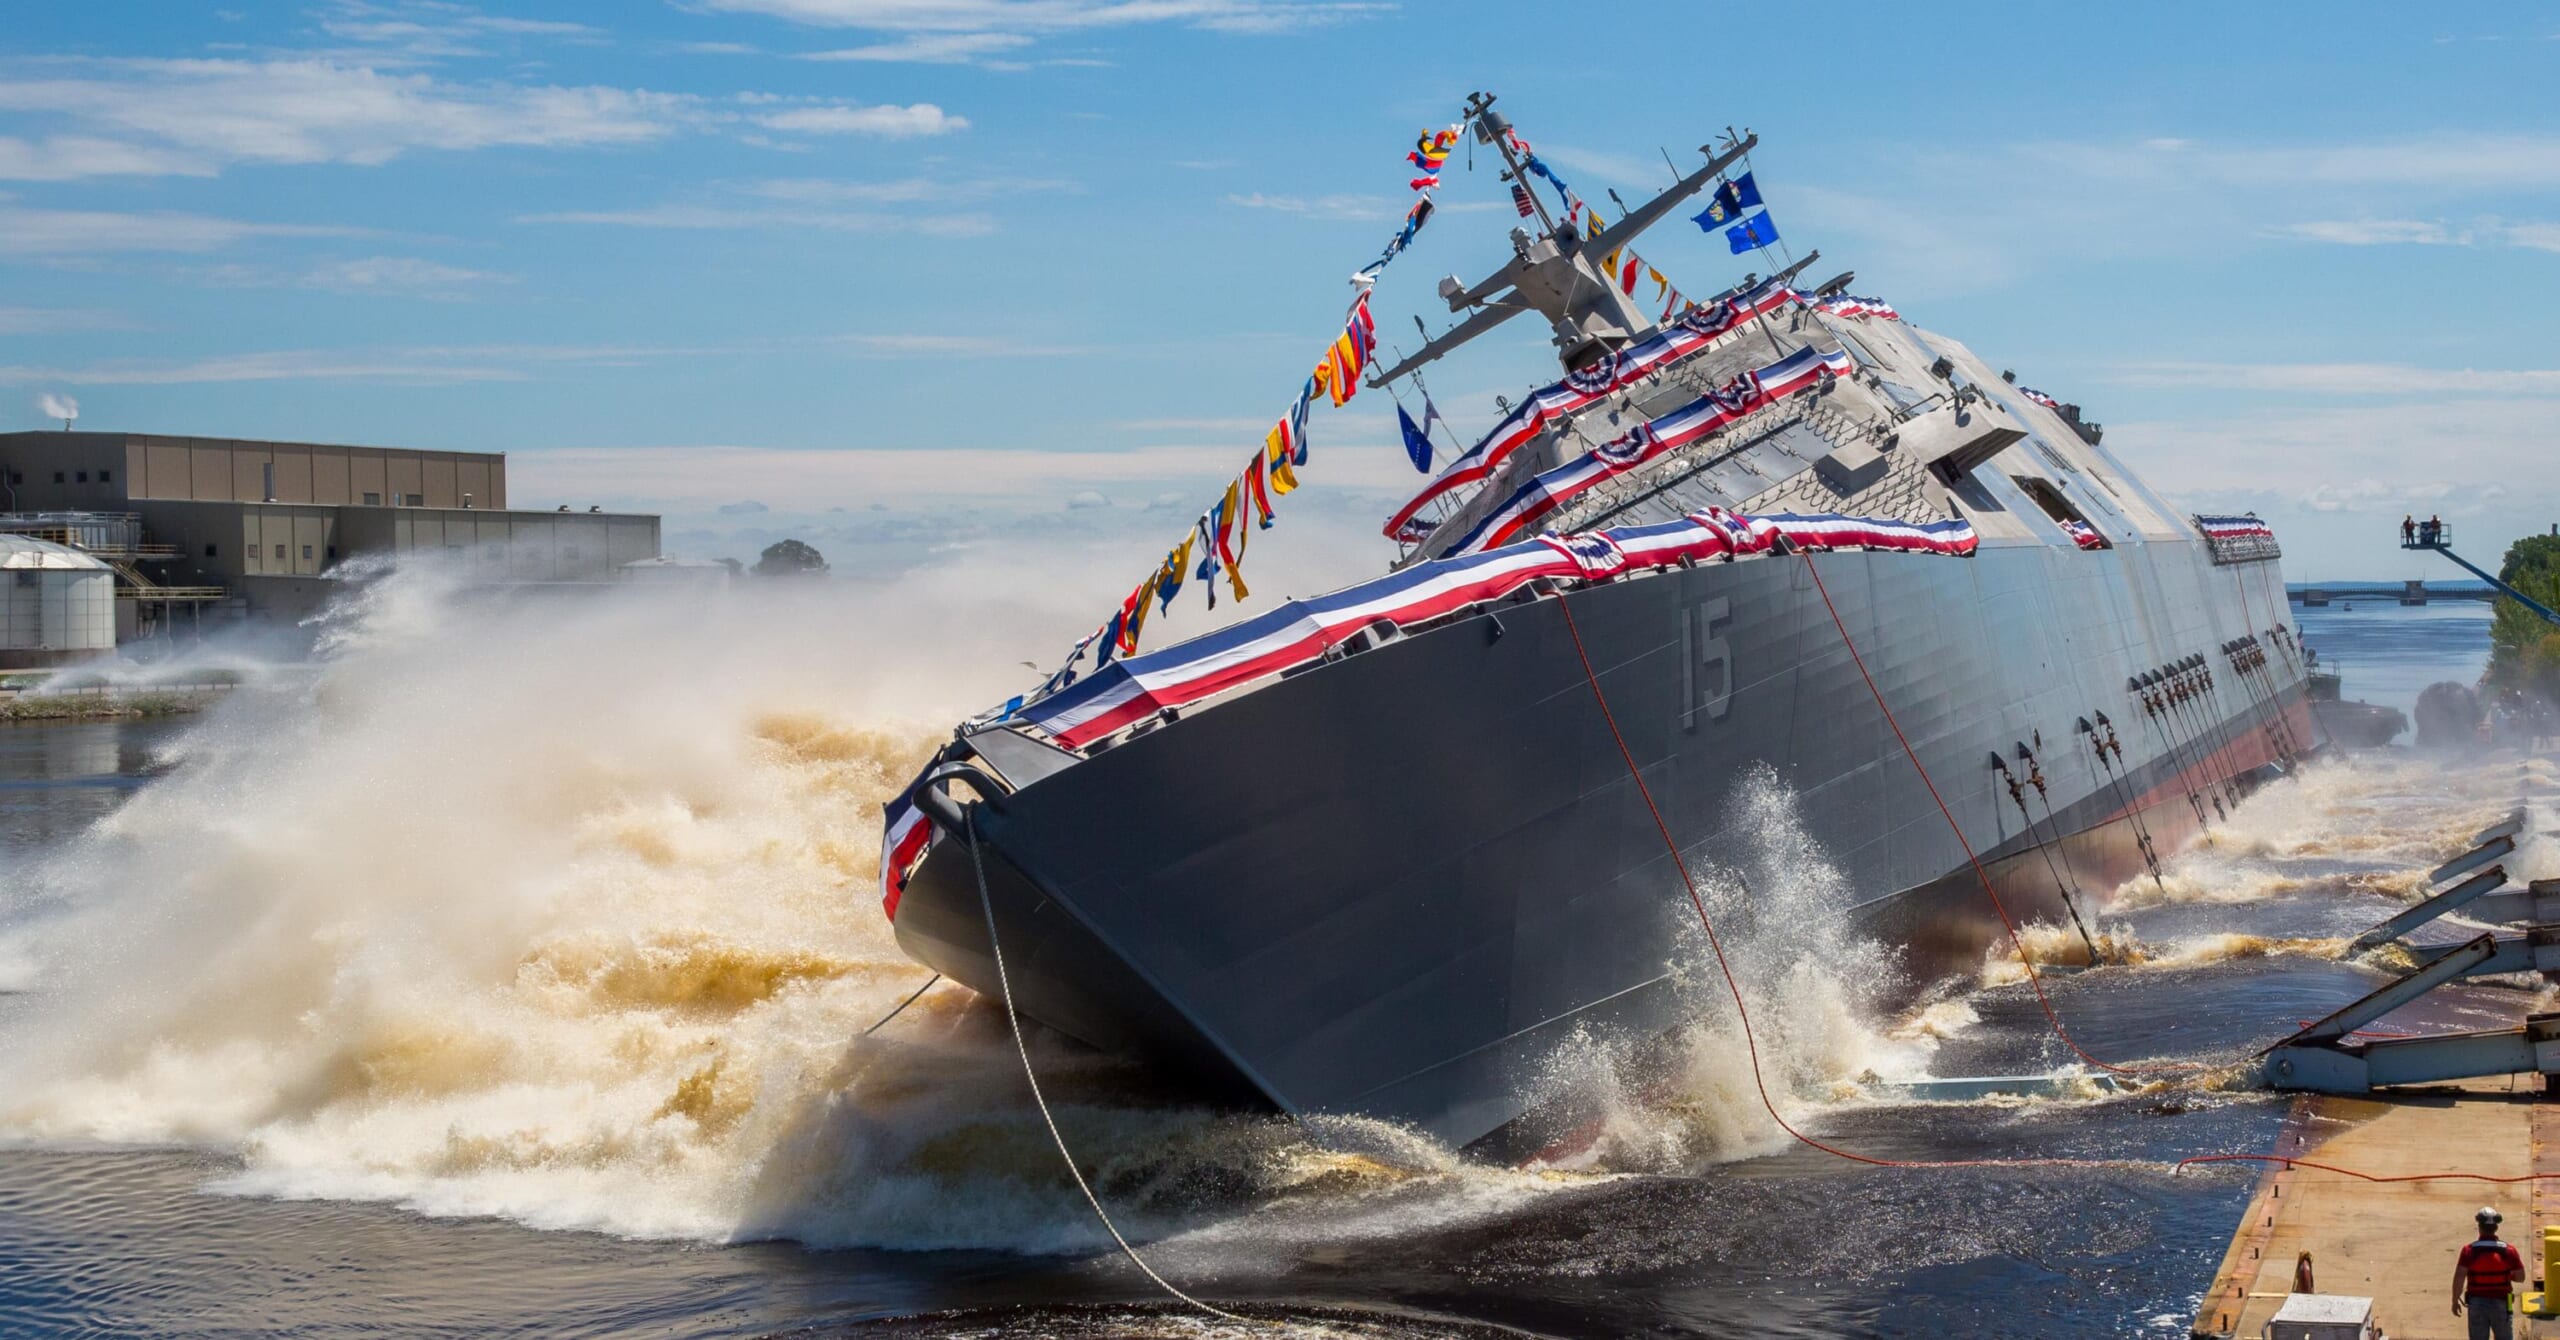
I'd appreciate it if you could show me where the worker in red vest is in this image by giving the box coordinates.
[2453,1206,2525,1340]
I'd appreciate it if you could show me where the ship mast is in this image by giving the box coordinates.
[1368,92,1757,387]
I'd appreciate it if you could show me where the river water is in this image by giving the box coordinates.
[0,581,2526,1339]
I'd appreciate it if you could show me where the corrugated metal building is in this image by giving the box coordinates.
[0,431,660,635]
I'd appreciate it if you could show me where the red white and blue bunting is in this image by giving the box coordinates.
[885,506,1974,912]
[1810,293,1900,321]
[1381,276,1802,540]
[1447,343,1856,555]
[2194,514,2274,541]
[1014,507,1977,751]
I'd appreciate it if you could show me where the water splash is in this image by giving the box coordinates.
[1525,767,1940,1171]
[2,560,1555,1254]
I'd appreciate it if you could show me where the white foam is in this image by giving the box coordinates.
[0,556,1586,1254]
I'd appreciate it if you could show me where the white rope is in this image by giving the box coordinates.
[963,812,1264,1328]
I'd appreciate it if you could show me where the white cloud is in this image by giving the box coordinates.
[298,256,511,295]
[1064,489,1109,509]
[2295,478,2459,514]
[744,175,1068,203]
[511,442,1421,510]
[0,342,694,386]
[0,135,211,181]
[2267,218,2560,250]
[2104,361,2560,396]
[315,2,604,60]
[0,306,126,334]
[0,57,969,178]
[751,103,967,137]
[1225,191,1396,222]
[2025,133,2560,191]
[2497,221,2560,252]
[698,0,1383,34]
[0,205,364,254]
[1114,416,1271,434]
[0,59,686,179]
[2112,398,2560,500]
[2269,219,2464,246]
[826,333,1085,356]
[515,203,994,235]
[798,32,1034,61]
[0,333,1088,385]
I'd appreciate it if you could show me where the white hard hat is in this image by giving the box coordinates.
[2478,1206,2503,1224]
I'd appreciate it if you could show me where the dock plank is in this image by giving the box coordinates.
[2196,1079,2547,1340]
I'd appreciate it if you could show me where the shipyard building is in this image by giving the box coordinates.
[0,430,660,665]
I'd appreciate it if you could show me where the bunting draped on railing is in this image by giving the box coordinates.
[1014,507,1978,751]
[2060,518,2107,550]
[2017,387,2061,409]
[885,503,1980,910]
[1810,293,1900,321]
[2194,514,2274,541]
[1448,343,1856,556]
[1381,276,1801,541]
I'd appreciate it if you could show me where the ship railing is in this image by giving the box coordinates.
[2204,534,2282,565]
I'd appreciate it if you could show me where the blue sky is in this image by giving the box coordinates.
[2,2,2555,582]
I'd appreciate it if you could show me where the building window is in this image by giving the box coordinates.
[301,545,314,560]
[326,545,336,561]
[273,544,286,560]
[98,469,110,483]
[53,471,64,483]
[403,492,424,506]
[204,543,218,558]
[362,491,382,506]
[74,470,88,483]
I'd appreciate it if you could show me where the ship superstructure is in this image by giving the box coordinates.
[875,94,2314,1155]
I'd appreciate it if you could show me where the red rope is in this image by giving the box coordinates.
[1551,591,2127,1172]
[1792,551,2190,1077]
[1548,557,2560,1188]
[2174,1153,2556,1185]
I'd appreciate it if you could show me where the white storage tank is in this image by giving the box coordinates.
[0,533,115,668]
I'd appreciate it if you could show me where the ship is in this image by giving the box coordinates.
[875,93,2317,1158]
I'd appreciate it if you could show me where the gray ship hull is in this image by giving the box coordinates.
[890,534,2311,1154]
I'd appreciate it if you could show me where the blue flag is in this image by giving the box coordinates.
[1690,172,1762,232]
[1725,209,1780,254]
[1398,405,1434,473]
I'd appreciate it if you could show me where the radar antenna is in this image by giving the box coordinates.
[1369,92,1757,387]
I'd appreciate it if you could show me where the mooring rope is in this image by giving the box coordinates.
[962,811,1263,1327]
[860,972,941,1037]
[1787,554,2198,1077]
[1548,588,2150,1172]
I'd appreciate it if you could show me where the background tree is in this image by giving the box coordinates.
[752,539,827,577]
[2486,532,2560,705]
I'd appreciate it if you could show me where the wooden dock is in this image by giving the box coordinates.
[2194,1078,2560,1339]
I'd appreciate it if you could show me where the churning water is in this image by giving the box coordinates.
[0,580,2526,1337]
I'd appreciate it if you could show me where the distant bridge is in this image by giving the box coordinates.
[2293,581,2498,606]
